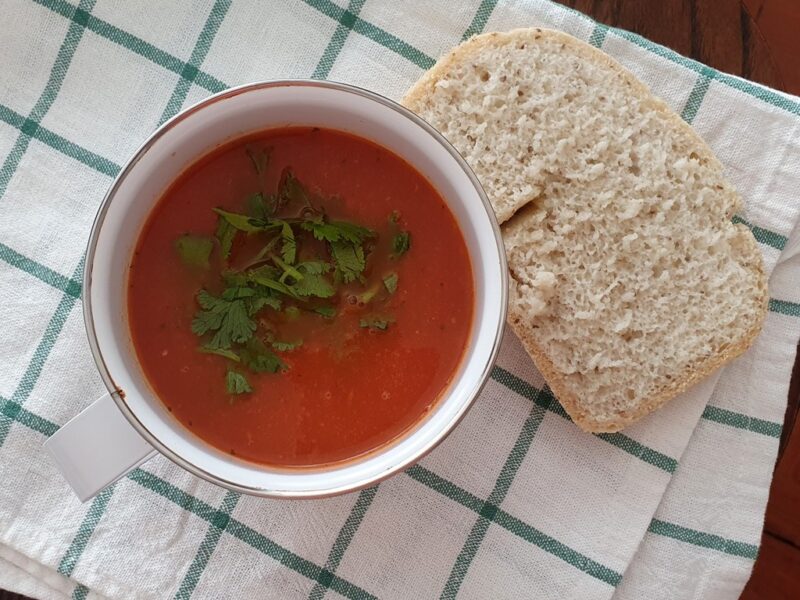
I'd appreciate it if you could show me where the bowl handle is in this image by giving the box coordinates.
[44,393,156,502]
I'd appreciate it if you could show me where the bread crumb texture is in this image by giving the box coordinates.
[404,29,767,432]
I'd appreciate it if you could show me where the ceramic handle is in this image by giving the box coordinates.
[44,393,156,502]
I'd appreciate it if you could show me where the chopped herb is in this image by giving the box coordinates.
[277,169,307,209]
[314,306,336,318]
[221,286,255,301]
[245,193,269,219]
[246,294,281,315]
[181,161,414,394]
[292,261,334,298]
[247,265,300,298]
[241,338,286,373]
[226,369,252,394]
[383,272,398,294]
[192,290,256,349]
[359,316,394,331]
[330,241,366,283]
[272,339,302,352]
[199,346,240,362]
[271,252,304,282]
[300,217,375,245]
[246,147,270,175]
[279,220,296,264]
[392,231,411,257]
[213,208,263,233]
[215,217,236,260]
[174,235,213,268]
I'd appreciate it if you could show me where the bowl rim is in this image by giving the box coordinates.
[82,79,508,498]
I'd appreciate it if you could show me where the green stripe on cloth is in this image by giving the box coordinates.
[680,67,715,124]
[702,405,782,438]
[0,257,84,447]
[72,585,88,600]
[588,23,609,48]
[34,0,228,94]
[405,465,622,586]
[493,510,622,585]
[441,392,551,598]
[0,93,119,175]
[0,396,59,437]
[0,102,119,176]
[491,366,678,473]
[158,0,231,125]
[58,485,116,577]
[0,0,96,199]
[769,298,800,317]
[405,465,484,513]
[311,0,367,80]
[604,26,800,117]
[175,490,240,599]
[732,215,788,250]
[461,0,498,41]
[648,518,759,559]
[0,242,81,299]
[303,0,435,69]
[126,469,375,600]
[308,486,378,600]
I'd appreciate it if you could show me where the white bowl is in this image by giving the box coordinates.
[46,80,507,500]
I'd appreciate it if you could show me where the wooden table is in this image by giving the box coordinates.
[562,2,800,598]
[2,2,798,599]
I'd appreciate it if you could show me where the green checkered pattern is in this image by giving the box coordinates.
[1,1,799,599]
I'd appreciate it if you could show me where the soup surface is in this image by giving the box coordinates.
[128,127,473,467]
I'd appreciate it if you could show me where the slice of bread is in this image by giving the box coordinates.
[403,28,768,432]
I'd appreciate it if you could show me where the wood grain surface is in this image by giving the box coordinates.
[2,1,798,599]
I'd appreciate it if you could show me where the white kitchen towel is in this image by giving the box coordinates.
[0,1,798,599]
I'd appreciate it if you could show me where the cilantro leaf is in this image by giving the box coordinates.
[292,261,334,298]
[226,369,252,394]
[246,294,281,316]
[278,169,307,208]
[222,286,255,301]
[295,260,331,275]
[199,346,240,362]
[279,220,296,264]
[247,265,300,298]
[215,217,236,260]
[213,208,263,233]
[246,147,270,176]
[383,272,398,294]
[191,290,256,349]
[359,316,395,331]
[392,231,411,257]
[246,193,272,219]
[174,235,213,268]
[300,217,375,244]
[272,339,302,352]
[314,306,336,318]
[330,241,366,283]
[284,306,301,320]
[241,338,286,373]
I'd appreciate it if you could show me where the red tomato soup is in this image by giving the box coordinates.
[127,127,474,467]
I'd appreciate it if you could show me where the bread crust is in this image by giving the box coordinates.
[404,28,769,432]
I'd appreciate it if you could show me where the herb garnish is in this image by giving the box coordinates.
[175,235,214,268]
[176,148,411,394]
